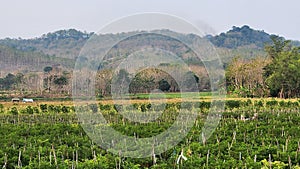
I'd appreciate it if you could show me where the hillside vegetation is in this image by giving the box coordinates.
[0,25,299,98]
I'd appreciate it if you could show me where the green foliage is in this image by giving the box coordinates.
[158,79,170,92]
[225,100,241,109]
[261,159,288,169]
[129,73,155,94]
[0,100,300,168]
[0,73,17,90]
[43,66,53,73]
[53,76,68,86]
[266,100,278,107]
[89,104,98,113]
[99,103,112,111]
[199,101,211,110]
[225,34,300,99]
[254,100,264,107]
[209,25,272,49]
[264,36,300,98]
[40,104,48,112]
[25,106,34,114]
[0,104,4,113]
[33,106,40,114]
[242,99,252,107]
[61,105,69,113]
[10,107,18,115]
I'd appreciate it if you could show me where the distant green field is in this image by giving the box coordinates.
[126,92,212,100]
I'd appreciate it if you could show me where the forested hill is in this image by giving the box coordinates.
[0,29,93,59]
[0,26,299,97]
[208,25,272,49]
[1,25,298,59]
[0,25,298,72]
[0,44,74,74]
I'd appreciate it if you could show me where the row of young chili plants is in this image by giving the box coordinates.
[0,99,299,168]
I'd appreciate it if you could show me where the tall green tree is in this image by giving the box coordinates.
[264,36,300,98]
[53,76,68,93]
[158,79,170,92]
[129,73,155,94]
[0,73,16,90]
[43,66,53,92]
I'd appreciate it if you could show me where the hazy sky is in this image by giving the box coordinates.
[1,0,299,40]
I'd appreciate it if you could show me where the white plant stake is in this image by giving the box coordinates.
[176,149,187,164]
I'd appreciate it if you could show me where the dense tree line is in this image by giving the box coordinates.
[0,66,71,96]
[226,35,300,98]
[264,36,300,98]
[226,57,270,97]
[95,67,209,97]
[0,73,23,90]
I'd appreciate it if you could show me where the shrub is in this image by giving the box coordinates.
[33,106,40,114]
[292,101,299,107]
[0,104,4,113]
[53,105,61,113]
[199,101,211,110]
[26,106,34,114]
[70,106,75,112]
[10,107,18,115]
[254,100,264,107]
[266,100,278,107]
[279,100,285,107]
[99,104,112,111]
[61,105,69,113]
[146,103,152,110]
[132,103,139,110]
[47,105,61,113]
[242,99,252,107]
[286,101,293,107]
[166,103,177,110]
[89,104,98,113]
[48,105,55,113]
[226,100,241,109]
[140,104,148,112]
[40,104,48,113]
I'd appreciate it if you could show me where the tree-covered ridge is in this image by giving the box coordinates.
[0,26,299,98]
[0,26,298,63]
[208,25,272,49]
[0,44,74,72]
[0,26,289,60]
[0,29,93,59]
[0,44,74,96]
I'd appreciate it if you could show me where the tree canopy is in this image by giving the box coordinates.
[226,35,300,98]
[264,36,300,98]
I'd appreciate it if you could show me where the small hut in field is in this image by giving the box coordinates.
[11,98,20,103]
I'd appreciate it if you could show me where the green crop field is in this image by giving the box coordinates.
[128,92,212,100]
[0,98,300,168]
